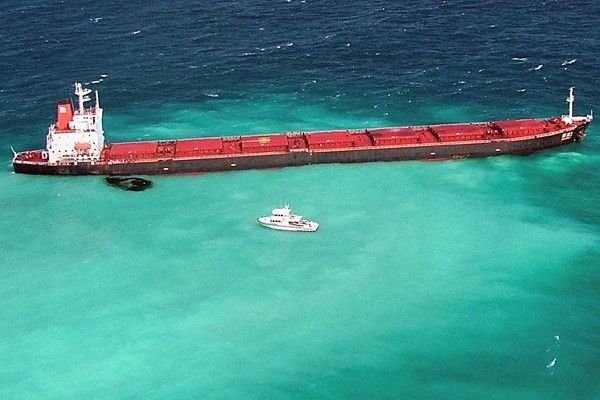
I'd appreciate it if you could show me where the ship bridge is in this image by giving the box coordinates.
[45,82,105,164]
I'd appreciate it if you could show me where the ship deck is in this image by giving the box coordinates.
[98,118,569,163]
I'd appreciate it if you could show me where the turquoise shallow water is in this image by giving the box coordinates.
[1,0,599,398]
[1,153,598,399]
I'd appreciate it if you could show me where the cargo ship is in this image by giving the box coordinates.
[12,83,593,175]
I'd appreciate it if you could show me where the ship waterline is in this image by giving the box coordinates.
[12,84,593,175]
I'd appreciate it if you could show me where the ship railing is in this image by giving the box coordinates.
[14,150,46,162]
[75,108,99,116]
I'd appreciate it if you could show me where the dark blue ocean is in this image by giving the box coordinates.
[0,1,598,399]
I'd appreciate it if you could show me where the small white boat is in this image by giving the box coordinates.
[257,205,319,232]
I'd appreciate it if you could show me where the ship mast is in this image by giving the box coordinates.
[561,87,594,124]
[566,87,575,124]
[74,82,92,113]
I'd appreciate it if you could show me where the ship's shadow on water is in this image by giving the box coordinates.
[105,176,153,191]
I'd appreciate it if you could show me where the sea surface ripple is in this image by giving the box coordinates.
[0,1,598,399]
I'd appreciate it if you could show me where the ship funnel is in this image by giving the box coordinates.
[56,99,74,130]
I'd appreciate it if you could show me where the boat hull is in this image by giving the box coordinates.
[257,218,319,232]
[13,123,587,175]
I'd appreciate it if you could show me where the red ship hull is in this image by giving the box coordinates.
[13,118,590,175]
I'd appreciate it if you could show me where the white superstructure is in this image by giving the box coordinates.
[257,205,319,232]
[44,82,105,164]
